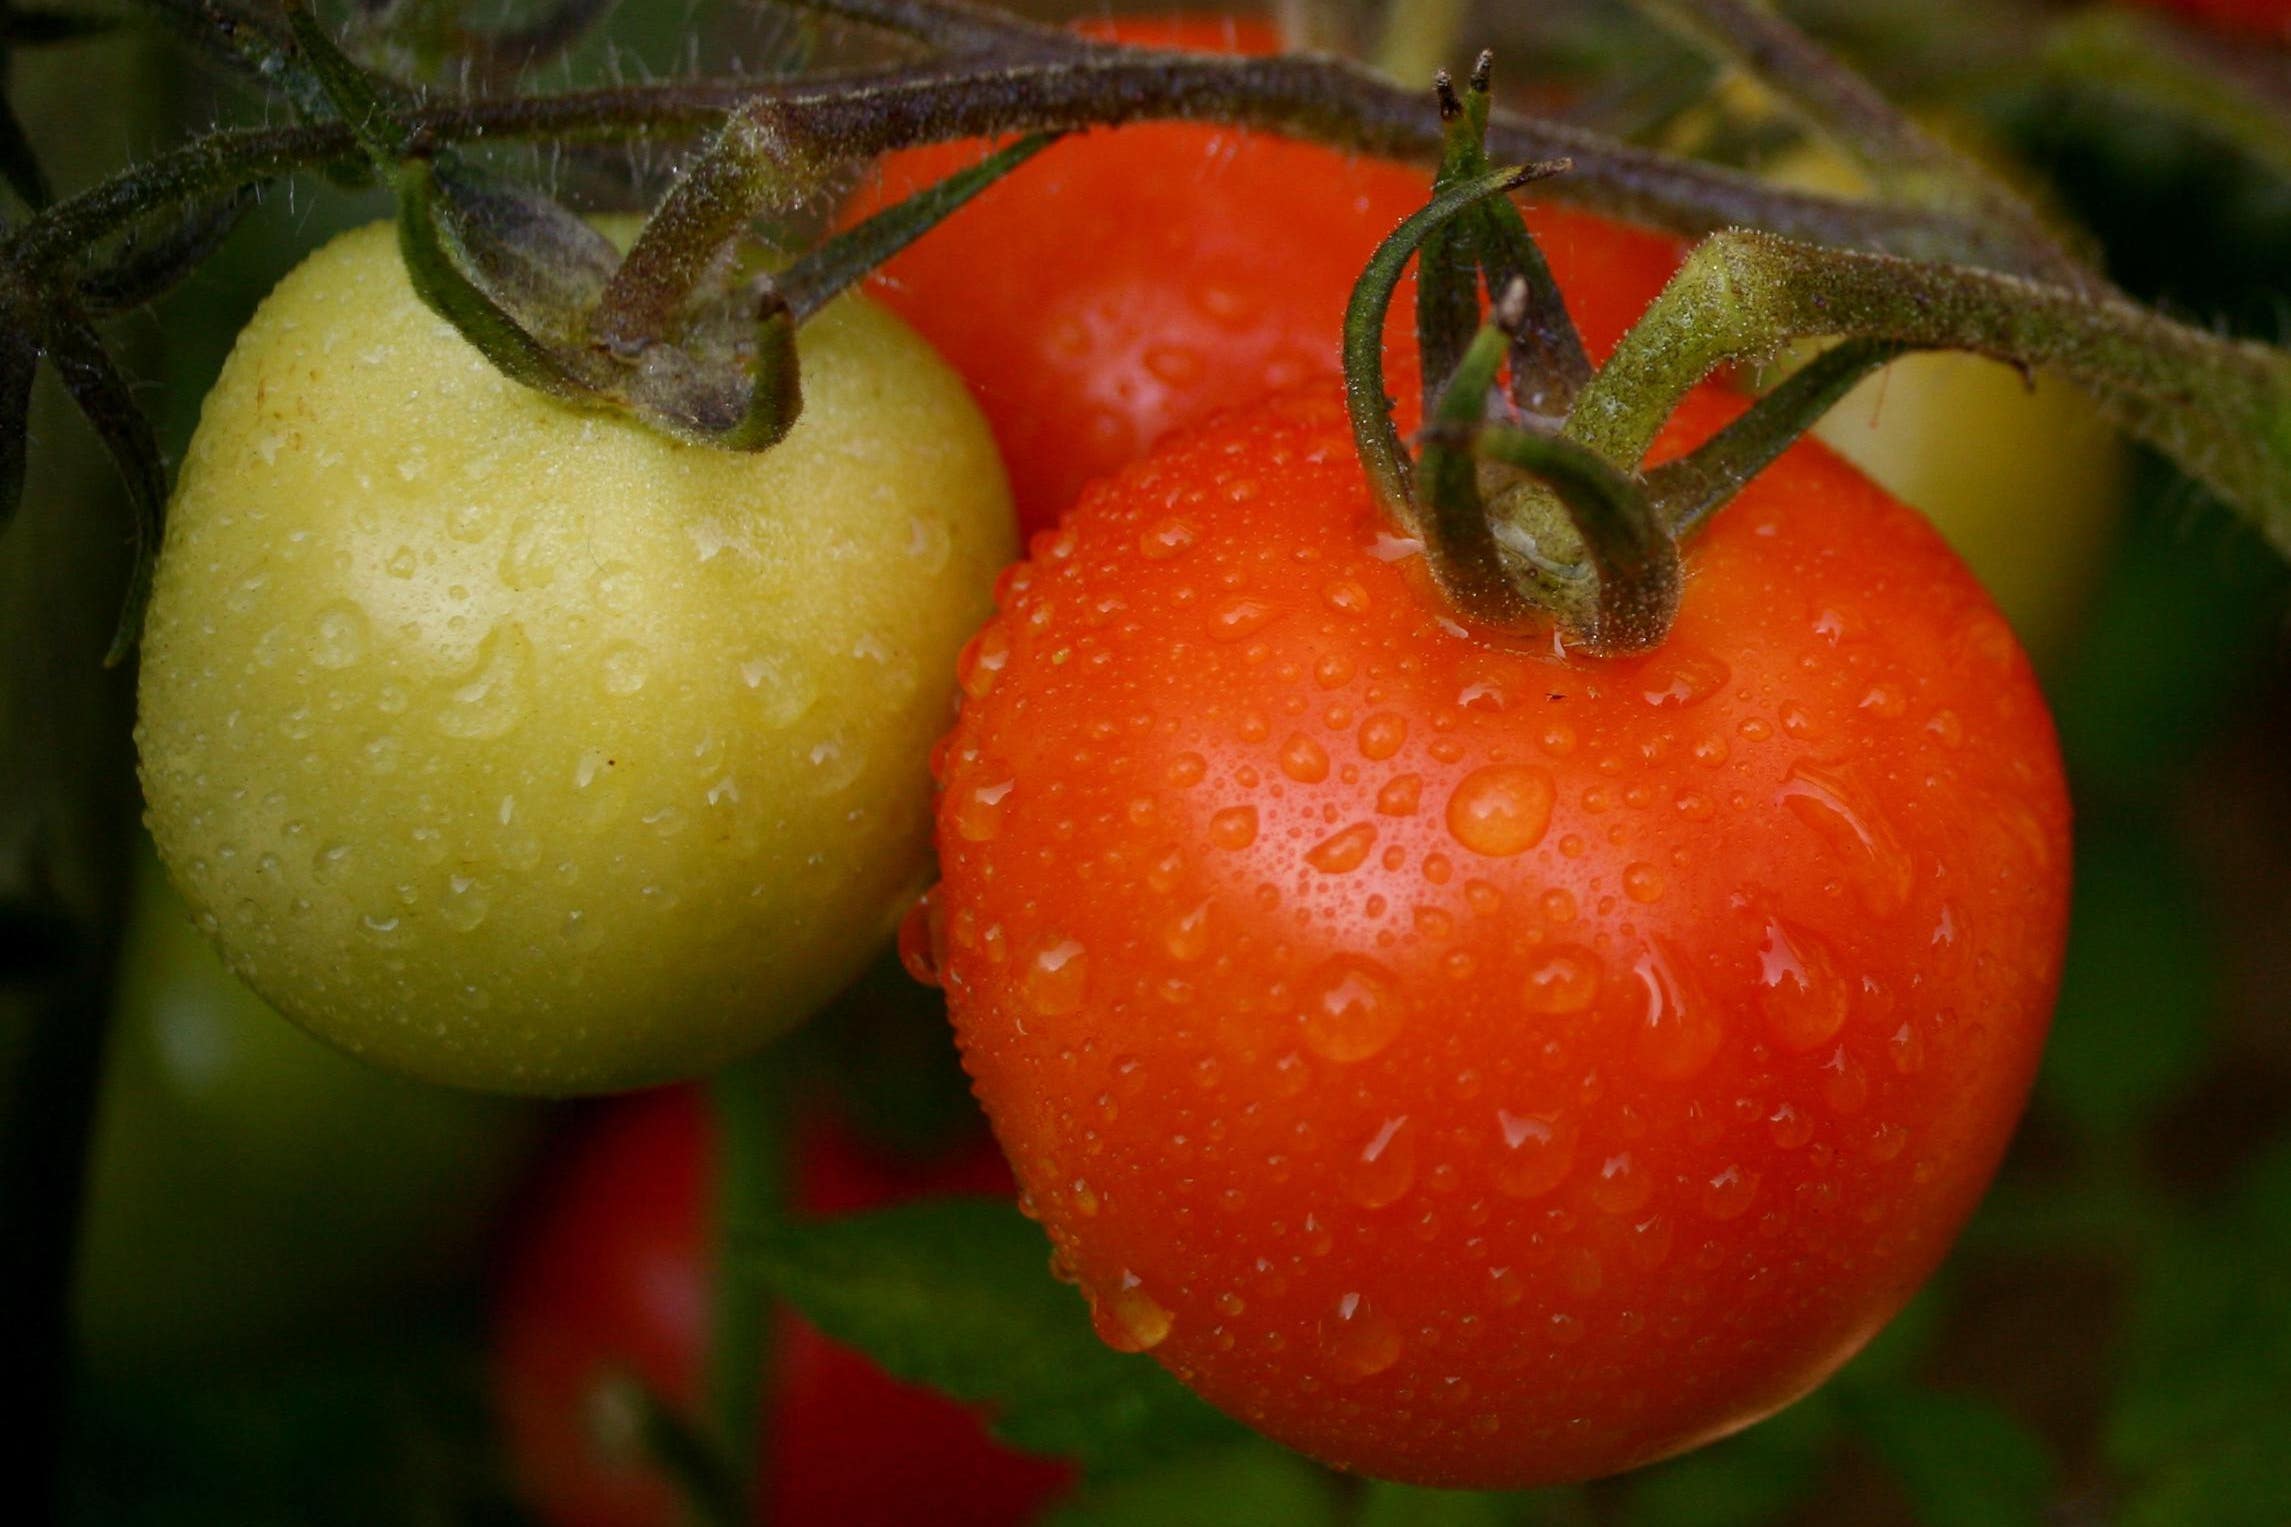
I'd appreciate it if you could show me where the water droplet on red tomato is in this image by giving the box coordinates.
[1347,1115,1417,1209]
[1640,648,1730,708]
[1633,942,1723,1081]
[1301,955,1405,1062]
[1281,733,1330,783]
[1522,947,1601,1014]
[896,891,943,988]
[1090,1272,1174,1353]
[1022,939,1089,1017]
[1324,1293,1403,1380]
[1757,916,1850,1051]
[1306,822,1378,874]
[952,776,1014,842]
[1590,1151,1655,1215]
[1210,806,1260,850]
[1778,762,1914,918]
[1492,1110,1578,1199]
[1446,765,1555,857]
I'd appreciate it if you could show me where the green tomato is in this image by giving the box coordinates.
[136,223,1015,1094]
[75,847,539,1368]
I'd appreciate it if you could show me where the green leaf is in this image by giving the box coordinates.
[1043,1440,1342,1527]
[1844,1386,2052,1527]
[1619,1396,1839,1527]
[40,315,165,664]
[753,1198,1246,1476]
[1357,1480,1541,1527]
[2036,813,2215,1138]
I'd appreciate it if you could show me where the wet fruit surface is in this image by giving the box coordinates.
[853,16,1684,534]
[926,383,2072,1487]
[135,222,1014,1093]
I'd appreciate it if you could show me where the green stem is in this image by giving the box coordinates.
[1567,229,2291,551]
[0,48,2064,280]
[2041,9,2291,186]
[708,1055,788,1522]
[1341,161,1563,525]
[1645,335,1903,534]
[1630,0,2086,288]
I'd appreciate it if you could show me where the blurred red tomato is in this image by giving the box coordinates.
[2139,0,2291,36]
[492,1089,1073,1526]
[853,15,1684,533]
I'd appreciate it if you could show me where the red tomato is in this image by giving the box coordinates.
[921,383,2070,1488]
[854,16,1684,534]
[492,1091,1073,1526]
[2138,0,2291,36]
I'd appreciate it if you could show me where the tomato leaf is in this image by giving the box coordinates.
[2036,814,2215,1139]
[41,315,165,664]
[1618,1396,1839,1527]
[1040,1440,1343,1527]
[750,1198,1248,1475]
[1357,1480,1569,1526]
[1843,1385,2052,1527]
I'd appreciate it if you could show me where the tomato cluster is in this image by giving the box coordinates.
[126,4,2079,1503]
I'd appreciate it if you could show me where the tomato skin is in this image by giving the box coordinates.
[856,17,1683,534]
[491,1089,1073,1527]
[929,385,2070,1487]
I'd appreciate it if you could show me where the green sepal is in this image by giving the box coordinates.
[72,187,257,315]
[41,314,165,665]
[1644,336,1903,535]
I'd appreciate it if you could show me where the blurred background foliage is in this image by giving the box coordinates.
[6,0,2291,1523]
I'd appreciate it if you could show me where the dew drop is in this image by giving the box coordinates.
[1090,1272,1174,1353]
[309,600,369,669]
[1281,733,1330,784]
[1492,1110,1578,1200]
[1301,955,1405,1062]
[897,893,944,987]
[1700,1165,1759,1220]
[1347,1116,1418,1209]
[1778,762,1914,918]
[1209,806,1260,851]
[1306,822,1378,875]
[1324,1293,1403,1380]
[1633,942,1723,1082]
[1321,578,1372,616]
[956,628,1010,700]
[436,623,533,740]
[598,641,649,697]
[953,776,1015,843]
[1212,598,1278,641]
[1358,713,1408,762]
[1376,774,1422,817]
[1758,916,1850,1051]
[1167,752,1208,788]
[1522,947,1602,1014]
[1022,939,1089,1017]
[1640,649,1731,708]
[1769,1101,1814,1149]
[1590,1151,1654,1215]
[1446,765,1555,857]
[1163,900,1212,963]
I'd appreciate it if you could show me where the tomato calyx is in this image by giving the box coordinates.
[1338,58,1926,656]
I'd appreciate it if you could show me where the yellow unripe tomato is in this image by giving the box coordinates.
[1760,136,2127,663]
[137,223,1015,1094]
